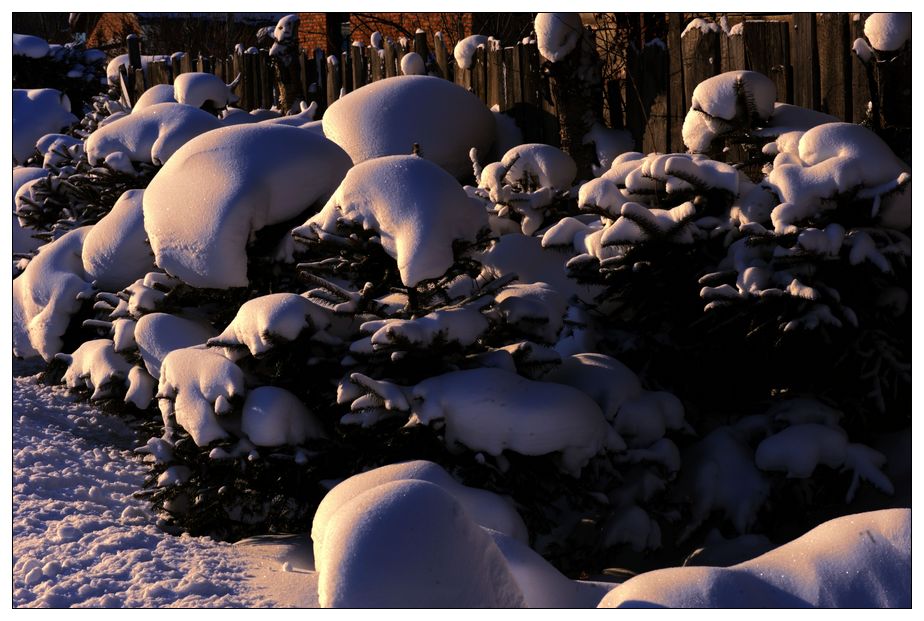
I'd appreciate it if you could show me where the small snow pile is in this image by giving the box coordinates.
[12,167,47,259]
[600,509,910,607]
[207,293,331,359]
[534,13,584,62]
[681,18,720,37]
[864,13,911,52]
[767,122,911,231]
[13,33,50,58]
[241,386,326,447]
[322,75,495,178]
[13,89,78,164]
[315,478,526,608]
[135,313,217,379]
[131,84,177,111]
[293,155,488,287]
[409,368,624,476]
[312,461,528,553]
[173,72,237,109]
[81,189,156,291]
[356,304,489,353]
[494,282,569,344]
[682,71,777,152]
[157,347,246,446]
[13,227,93,361]
[582,123,634,177]
[144,124,352,288]
[85,102,222,166]
[453,34,489,70]
[57,339,132,400]
[400,52,426,75]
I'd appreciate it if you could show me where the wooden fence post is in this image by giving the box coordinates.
[791,13,820,111]
[816,13,852,121]
[327,56,341,107]
[742,20,791,103]
[487,39,504,110]
[384,40,398,78]
[849,13,872,124]
[681,23,721,107]
[667,13,686,152]
[434,33,450,80]
[351,43,366,89]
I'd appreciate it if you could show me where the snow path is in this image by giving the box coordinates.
[11,365,318,608]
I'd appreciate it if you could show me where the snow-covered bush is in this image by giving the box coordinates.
[13,88,78,164]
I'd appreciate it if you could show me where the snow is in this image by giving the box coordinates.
[13,33,50,58]
[173,72,236,109]
[755,102,839,137]
[12,167,47,256]
[315,479,526,607]
[294,155,488,288]
[691,70,777,122]
[13,89,78,164]
[12,370,279,607]
[321,75,495,178]
[453,34,488,70]
[58,339,133,401]
[157,347,246,446]
[400,51,426,75]
[311,460,528,555]
[241,386,326,447]
[534,13,584,62]
[208,293,330,360]
[681,18,720,38]
[582,123,634,176]
[864,13,911,51]
[134,313,217,379]
[105,54,169,85]
[81,189,156,291]
[85,102,222,166]
[409,368,624,476]
[359,305,489,351]
[767,122,911,231]
[131,84,177,112]
[600,509,910,608]
[494,281,568,344]
[13,227,93,361]
[502,143,577,191]
[143,124,351,288]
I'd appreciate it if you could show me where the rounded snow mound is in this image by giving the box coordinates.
[144,124,352,289]
[241,386,326,447]
[599,509,911,608]
[312,460,528,559]
[85,102,222,166]
[534,13,584,62]
[13,89,77,164]
[173,72,236,109]
[864,13,911,52]
[322,75,495,178]
[13,33,50,58]
[81,189,155,291]
[132,84,177,112]
[691,70,777,122]
[315,478,526,608]
[294,155,488,288]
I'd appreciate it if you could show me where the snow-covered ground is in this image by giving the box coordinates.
[11,362,318,608]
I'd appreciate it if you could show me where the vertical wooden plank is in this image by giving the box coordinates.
[259,49,272,109]
[720,15,747,73]
[243,51,256,111]
[640,42,669,154]
[681,24,721,108]
[314,49,327,104]
[520,41,542,143]
[502,46,517,110]
[327,56,341,106]
[148,59,166,86]
[341,50,352,95]
[487,40,504,110]
[414,30,429,66]
[816,13,851,121]
[625,41,643,149]
[180,53,194,75]
[369,45,383,83]
[384,41,398,78]
[434,33,450,80]
[743,20,791,103]
[667,12,685,152]
[849,13,872,123]
[298,51,309,102]
[231,53,243,108]
[791,13,820,111]
[351,43,366,90]
[472,45,487,104]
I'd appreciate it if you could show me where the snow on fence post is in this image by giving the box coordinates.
[816,13,852,121]
[742,20,792,104]
[791,13,820,111]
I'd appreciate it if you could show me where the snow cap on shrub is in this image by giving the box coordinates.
[144,123,352,288]
[294,155,488,287]
[864,13,911,52]
[85,102,222,166]
[135,313,217,379]
[315,478,526,608]
[534,13,584,62]
[322,75,495,178]
[81,189,156,291]
[13,88,77,164]
[241,386,326,447]
[173,72,237,109]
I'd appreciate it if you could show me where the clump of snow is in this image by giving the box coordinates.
[322,75,495,178]
[681,18,720,38]
[453,35,488,70]
[293,155,487,287]
[13,227,93,361]
[157,347,246,446]
[315,479,526,607]
[13,89,78,164]
[134,313,217,379]
[241,386,326,447]
[144,124,351,288]
[312,460,529,555]
[131,84,177,112]
[85,102,222,166]
[682,71,777,152]
[495,282,568,344]
[583,123,634,177]
[207,293,330,359]
[105,54,172,85]
[534,13,584,62]
[81,189,156,291]
[754,103,839,138]
[400,52,426,75]
[173,72,237,109]
[502,143,577,191]
[767,122,911,231]
[600,509,910,607]
[57,339,132,400]
[755,423,847,477]
[864,13,911,52]
[358,304,489,352]
[410,368,624,475]
[12,167,47,257]
[13,33,50,58]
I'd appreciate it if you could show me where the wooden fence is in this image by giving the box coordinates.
[119,13,905,155]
